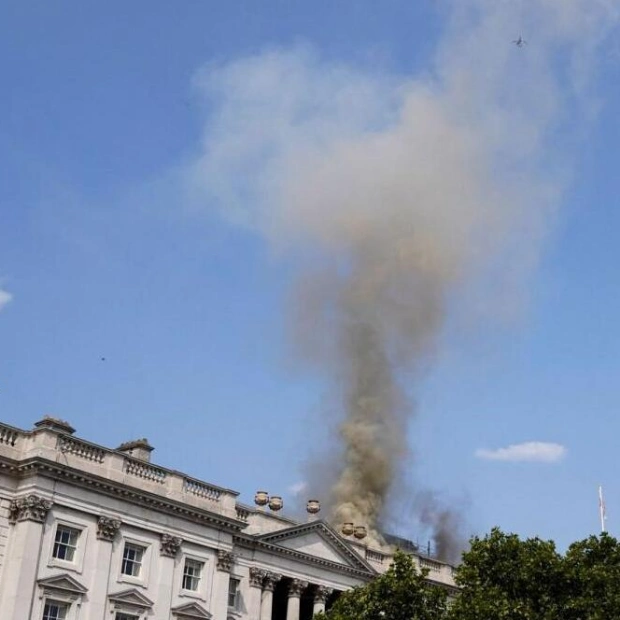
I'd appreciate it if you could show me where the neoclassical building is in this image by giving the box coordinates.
[0,416,455,620]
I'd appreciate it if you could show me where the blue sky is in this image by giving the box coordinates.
[2,0,620,554]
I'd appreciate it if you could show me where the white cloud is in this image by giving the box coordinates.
[475,441,567,463]
[0,289,12,311]
[288,481,308,497]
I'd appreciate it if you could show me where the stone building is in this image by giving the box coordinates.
[0,416,455,620]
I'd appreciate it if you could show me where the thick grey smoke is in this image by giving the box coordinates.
[188,0,618,557]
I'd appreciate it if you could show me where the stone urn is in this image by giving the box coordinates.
[341,522,354,536]
[306,499,321,515]
[269,496,283,511]
[254,491,269,508]
[353,525,367,540]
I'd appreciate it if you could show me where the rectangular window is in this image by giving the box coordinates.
[52,525,80,562]
[228,577,240,609]
[121,543,145,577]
[182,559,203,591]
[115,614,139,620]
[43,601,68,620]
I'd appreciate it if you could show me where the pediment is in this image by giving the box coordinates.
[109,588,154,608]
[172,601,213,618]
[38,573,88,595]
[257,520,374,573]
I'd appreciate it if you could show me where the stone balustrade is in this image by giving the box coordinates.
[0,421,240,520]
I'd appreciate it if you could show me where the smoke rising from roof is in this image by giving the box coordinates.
[188,0,617,561]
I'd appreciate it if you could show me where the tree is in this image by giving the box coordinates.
[316,551,449,620]
[563,532,620,620]
[448,528,564,620]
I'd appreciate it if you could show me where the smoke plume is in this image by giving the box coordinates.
[188,0,618,558]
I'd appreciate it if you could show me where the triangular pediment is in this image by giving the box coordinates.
[38,573,88,595]
[171,601,213,618]
[109,588,154,608]
[257,520,375,573]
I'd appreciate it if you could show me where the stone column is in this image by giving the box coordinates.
[153,533,183,618]
[260,572,281,620]
[0,495,53,619]
[286,579,308,620]
[248,568,266,620]
[87,516,122,620]
[312,586,332,617]
[213,550,235,620]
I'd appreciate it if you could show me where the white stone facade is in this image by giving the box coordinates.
[0,417,456,620]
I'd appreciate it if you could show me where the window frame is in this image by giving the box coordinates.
[121,542,146,578]
[181,557,203,592]
[116,535,152,587]
[47,516,89,573]
[178,552,210,601]
[42,600,69,620]
[52,524,80,563]
[227,576,241,611]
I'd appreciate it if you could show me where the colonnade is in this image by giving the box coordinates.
[248,568,333,620]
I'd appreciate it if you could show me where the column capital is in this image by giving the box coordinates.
[9,494,53,524]
[249,567,267,588]
[263,572,282,592]
[160,533,183,557]
[97,516,122,541]
[314,585,333,603]
[288,579,308,598]
[216,549,235,572]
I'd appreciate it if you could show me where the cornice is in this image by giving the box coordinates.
[0,455,247,533]
[233,533,376,580]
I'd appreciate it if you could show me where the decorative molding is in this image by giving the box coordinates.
[288,579,308,597]
[171,601,213,619]
[0,457,247,534]
[314,585,333,603]
[216,550,234,572]
[263,572,282,592]
[249,567,267,588]
[109,588,154,614]
[161,533,183,557]
[97,516,121,541]
[37,573,88,601]
[9,494,52,524]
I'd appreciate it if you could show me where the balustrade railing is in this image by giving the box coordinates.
[0,424,21,447]
[58,436,106,463]
[183,478,222,502]
[124,458,167,483]
[419,557,442,573]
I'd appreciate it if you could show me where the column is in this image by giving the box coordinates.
[86,516,122,620]
[260,572,281,620]
[153,533,183,618]
[312,586,332,617]
[0,494,53,619]
[286,579,308,620]
[248,568,266,620]
[213,550,235,620]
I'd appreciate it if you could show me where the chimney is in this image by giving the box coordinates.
[33,416,76,435]
[116,438,154,462]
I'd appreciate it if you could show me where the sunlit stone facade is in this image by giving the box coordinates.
[0,416,455,620]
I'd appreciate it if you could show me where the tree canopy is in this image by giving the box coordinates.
[317,529,620,620]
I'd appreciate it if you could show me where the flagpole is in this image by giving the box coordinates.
[599,485,607,533]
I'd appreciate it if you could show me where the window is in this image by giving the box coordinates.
[52,525,80,562]
[43,601,68,620]
[182,559,203,591]
[115,614,139,620]
[228,577,240,609]
[121,543,145,577]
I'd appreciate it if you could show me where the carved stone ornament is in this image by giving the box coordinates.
[249,567,267,588]
[288,579,308,598]
[314,586,333,604]
[262,572,282,592]
[9,494,53,524]
[160,533,183,557]
[216,550,235,573]
[97,516,122,541]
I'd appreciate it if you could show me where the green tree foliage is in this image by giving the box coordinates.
[563,533,620,620]
[448,528,564,620]
[316,551,449,620]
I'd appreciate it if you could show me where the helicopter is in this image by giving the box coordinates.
[512,35,527,47]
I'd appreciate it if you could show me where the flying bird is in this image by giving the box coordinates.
[512,35,527,47]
